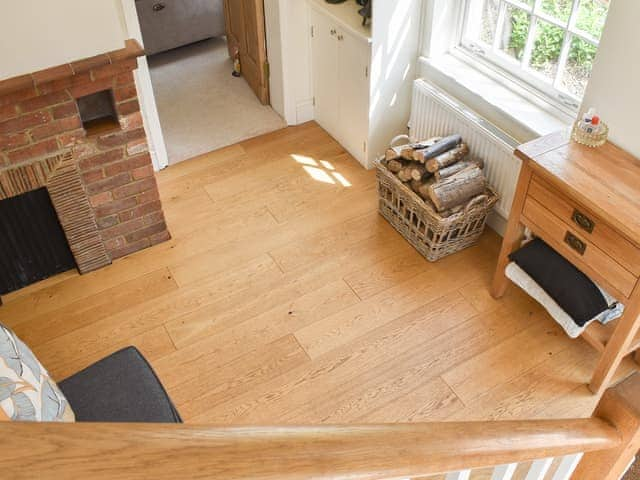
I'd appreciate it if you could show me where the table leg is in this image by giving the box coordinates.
[490,160,533,299]
[589,294,640,396]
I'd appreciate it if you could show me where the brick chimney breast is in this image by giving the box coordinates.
[0,39,170,269]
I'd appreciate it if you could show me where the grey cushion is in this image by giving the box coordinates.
[136,0,226,55]
[59,347,181,423]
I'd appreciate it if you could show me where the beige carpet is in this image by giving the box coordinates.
[148,37,286,165]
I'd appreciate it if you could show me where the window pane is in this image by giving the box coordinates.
[529,20,565,82]
[576,0,609,40]
[540,0,573,24]
[560,35,597,97]
[479,0,500,45]
[499,5,531,60]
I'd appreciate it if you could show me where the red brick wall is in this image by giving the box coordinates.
[0,40,170,262]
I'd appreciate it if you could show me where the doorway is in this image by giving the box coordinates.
[132,0,285,165]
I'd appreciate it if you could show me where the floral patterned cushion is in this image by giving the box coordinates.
[0,323,74,422]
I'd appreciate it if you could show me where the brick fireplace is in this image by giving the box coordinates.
[0,40,170,293]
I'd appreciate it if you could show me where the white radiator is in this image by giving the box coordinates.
[409,79,521,220]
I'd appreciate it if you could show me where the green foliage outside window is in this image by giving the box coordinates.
[507,0,607,70]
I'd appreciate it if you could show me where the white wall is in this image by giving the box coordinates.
[0,0,127,80]
[421,0,463,58]
[276,0,314,125]
[581,0,640,158]
[369,0,422,162]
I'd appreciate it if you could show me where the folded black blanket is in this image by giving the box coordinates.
[508,238,608,326]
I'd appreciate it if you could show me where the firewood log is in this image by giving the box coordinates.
[425,143,469,173]
[413,134,462,163]
[409,179,424,196]
[387,159,404,173]
[385,137,442,161]
[418,178,436,201]
[428,165,486,212]
[438,205,465,218]
[400,137,442,161]
[410,164,428,181]
[434,157,484,181]
[408,178,435,201]
[397,165,414,182]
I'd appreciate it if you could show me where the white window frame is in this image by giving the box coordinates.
[458,0,603,111]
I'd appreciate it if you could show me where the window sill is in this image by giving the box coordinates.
[418,53,573,143]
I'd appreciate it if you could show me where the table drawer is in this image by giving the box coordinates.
[528,175,640,276]
[522,196,637,299]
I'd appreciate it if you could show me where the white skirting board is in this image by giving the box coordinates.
[487,211,508,237]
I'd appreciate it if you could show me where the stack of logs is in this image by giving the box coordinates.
[385,134,487,217]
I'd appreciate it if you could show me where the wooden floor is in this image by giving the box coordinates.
[1,122,636,424]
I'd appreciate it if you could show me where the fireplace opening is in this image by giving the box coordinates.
[0,188,77,295]
[76,89,120,136]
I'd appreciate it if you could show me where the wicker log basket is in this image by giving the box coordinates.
[375,137,499,262]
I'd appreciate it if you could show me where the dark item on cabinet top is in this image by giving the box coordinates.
[357,0,372,26]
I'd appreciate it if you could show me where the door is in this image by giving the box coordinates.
[336,28,370,165]
[310,8,340,141]
[223,0,270,104]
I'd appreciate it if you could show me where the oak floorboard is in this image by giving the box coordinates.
[156,143,246,178]
[343,249,432,300]
[169,185,379,286]
[358,376,463,423]
[294,248,495,360]
[176,335,310,419]
[32,254,282,375]
[51,324,177,381]
[2,122,633,427]
[189,296,528,424]
[160,279,360,387]
[156,232,412,386]
[10,268,177,347]
[441,316,569,405]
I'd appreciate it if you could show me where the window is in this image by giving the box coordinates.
[460,0,610,104]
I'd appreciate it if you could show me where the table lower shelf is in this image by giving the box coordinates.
[582,320,640,355]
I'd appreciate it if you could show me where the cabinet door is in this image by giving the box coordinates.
[310,9,339,139]
[337,29,370,166]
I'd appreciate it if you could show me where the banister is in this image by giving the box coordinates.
[573,371,640,479]
[0,419,620,480]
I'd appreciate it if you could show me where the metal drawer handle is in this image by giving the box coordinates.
[153,3,166,11]
[572,209,595,233]
[565,231,587,256]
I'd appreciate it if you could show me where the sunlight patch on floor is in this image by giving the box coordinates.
[292,154,353,187]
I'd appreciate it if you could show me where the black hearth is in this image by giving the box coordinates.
[0,188,77,295]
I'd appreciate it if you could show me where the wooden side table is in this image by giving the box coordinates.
[491,129,640,396]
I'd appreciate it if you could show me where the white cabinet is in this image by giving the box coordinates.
[310,10,341,139]
[307,0,422,169]
[337,28,370,164]
[310,4,370,167]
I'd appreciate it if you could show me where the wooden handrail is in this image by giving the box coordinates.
[574,371,640,479]
[0,419,620,480]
